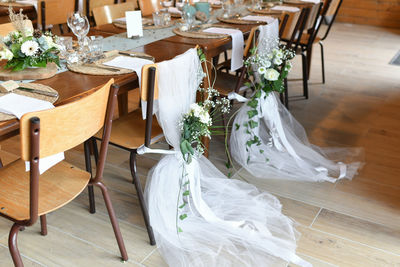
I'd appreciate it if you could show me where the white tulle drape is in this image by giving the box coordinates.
[143,48,310,266]
[229,21,363,183]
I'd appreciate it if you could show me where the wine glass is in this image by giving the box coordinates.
[67,12,90,52]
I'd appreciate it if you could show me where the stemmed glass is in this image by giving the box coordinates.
[67,12,90,53]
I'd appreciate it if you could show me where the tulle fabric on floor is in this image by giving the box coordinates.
[143,48,310,266]
[230,91,364,183]
[229,20,363,182]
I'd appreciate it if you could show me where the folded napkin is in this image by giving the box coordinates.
[114,17,126,23]
[168,7,182,15]
[241,15,275,24]
[162,1,173,7]
[16,0,37,10]
[208,0,221,4]
[0,93,64,174]
[300,0,320,3]
[103,56,153,86]
[271,6,300,12]
[103,56,154,119]
[203,27,244,71]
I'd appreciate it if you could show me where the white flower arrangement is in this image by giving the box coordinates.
[0,8,60,71]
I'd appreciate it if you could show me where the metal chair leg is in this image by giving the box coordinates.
[95,181,128,261]
[129,151,156,245]
[284,78,289,109]
[319,41,325,84]
[40,215,47,236]
[84,140,96,214]
[9,223,23,267]
[301,52,309,99]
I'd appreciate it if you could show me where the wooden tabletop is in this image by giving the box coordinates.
[0,40,195,141]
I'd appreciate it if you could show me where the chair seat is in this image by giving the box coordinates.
[98,109,164,150]
[0,159,90,221]
[300,33,321,46]
[214,71,248,96]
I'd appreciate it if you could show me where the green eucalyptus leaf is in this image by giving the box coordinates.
[179,214,188,220]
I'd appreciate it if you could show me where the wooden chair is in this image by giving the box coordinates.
[300,0,343,83]
[281,4,321,101]
[0,20,33,37]
[0,79,128,266]
[91,66,162,246]
[138,0,162,16]
[38,0,78,34]
[86,0,117,18]
[92,1,136,26]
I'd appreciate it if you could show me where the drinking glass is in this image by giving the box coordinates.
[88,36,104,61]
[67,12,90,52]
[56,36,73,58]
[182,3,194,28]
[152,12,164,26]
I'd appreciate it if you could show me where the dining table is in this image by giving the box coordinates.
[0,0,311,156]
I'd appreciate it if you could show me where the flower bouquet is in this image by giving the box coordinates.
[0,8,60,71]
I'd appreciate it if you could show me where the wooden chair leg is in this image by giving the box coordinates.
[9,223,23,267]
[84,140,96,214]
[95,181,128,261]
[319,41,325,84]
[129,151,156,245]
[40,215,47,236]
[301,52,309,99]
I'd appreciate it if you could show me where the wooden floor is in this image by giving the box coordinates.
[1,22,400,266]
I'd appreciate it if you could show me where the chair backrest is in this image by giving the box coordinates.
[282,7,311,50]
[279,10,301,41]
[86,0,116,17]
[92,1,136,26]
[140,64,157,147]
[320,0,343,40]
[38,0,77,31]
[20,79,115,161]
[0,20,33,37]
[138,0,162,16]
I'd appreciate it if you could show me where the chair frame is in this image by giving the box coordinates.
[2,82,128,266]
[40,0,79,34]
[318,0,343,83]
[90,67,158,246]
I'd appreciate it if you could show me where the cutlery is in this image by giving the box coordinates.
[82,64,121,72]
[118,52,155,61]
[16,87,58,97]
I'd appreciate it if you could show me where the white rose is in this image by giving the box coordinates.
[0,48,13,60]
[273,57,282,66]
[21,40,39,56]
[199,112,211,125]
[261,59,271,68]
[264,68,280,81]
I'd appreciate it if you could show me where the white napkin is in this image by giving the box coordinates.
[16,0,38,10]
[114,17,126,23]
[103,56,153,86]
[103,56,154,119]
[271,6,300,12]
[0,93,64,174]
[0,93,54,119]
[168,7,182,15]
[203,27,244,71]
[301,0,320,3]
[208,0,221,4]
[241,15,275,24]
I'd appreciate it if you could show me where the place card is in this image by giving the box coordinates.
[0,80,19,93]
[125,11,143,38]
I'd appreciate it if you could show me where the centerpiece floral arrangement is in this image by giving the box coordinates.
[0,8,60,71]
[176,49,231,233]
